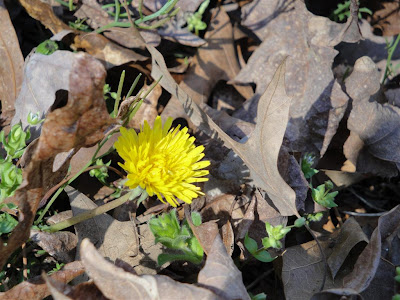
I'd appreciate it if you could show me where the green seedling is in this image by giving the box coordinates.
[301,153,318,179]
[306,212,324,222]
[249,292,267,300]
[382,34,400,85]
[0,203,18,235]
[69,18,91,32]
[331,0,372,22]
[36,40,59,55]
[311,181,338,208]
[186,0,209,35]
[149,209,204,265]
[245,218,305,262]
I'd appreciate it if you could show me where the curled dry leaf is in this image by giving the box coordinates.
[198,234,250,300]
[0,52,111,269]
[46,278,107,300]
[0,261,84,300]
[344,56,400,176]
[162,7,253,121]
[282,218,369,299]
[35,52,112,160]
[150,44,298,216]
[80,238,221,300]
[30,230,77,263]
[66,186,162,275]
[371,1,400,36]
[344,205,400,297]
[236,0,349,156]
[0,0,24,125]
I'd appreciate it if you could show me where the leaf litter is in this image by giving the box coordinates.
[0,0,400,299]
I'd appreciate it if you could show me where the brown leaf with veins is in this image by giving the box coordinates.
[0,52,111,269]
[35,52,112,160]
[344,205,400,297]
[198,234,250,300]
[0,0,24,126]
[162,7,253,121]
[371,2,400,36]
[80,238,221,300]
[235,0,350,156]
[282,218,369,299]
[150,43,298,216]
[0,261,84,300]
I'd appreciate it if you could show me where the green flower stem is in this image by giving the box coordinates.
[35,129,119,225]
[46,188,146,233]
[383,34,400,84]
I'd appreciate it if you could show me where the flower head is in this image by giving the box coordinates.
[114,116,210,207]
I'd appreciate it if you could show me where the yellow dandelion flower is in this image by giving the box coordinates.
[114,116,210,207]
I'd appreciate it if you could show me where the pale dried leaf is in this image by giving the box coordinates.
[151,43,297,216]
[236,0,349,156]
[66,186,161,275]
[30,230,77,263]
[80,238,221,300]
[0,0,24,123]
[198,234,250,300]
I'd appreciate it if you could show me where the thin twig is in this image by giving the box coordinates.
[22,243,28,281]
[245,269,274,290]
[341,210,387,217]
[349,188,386,212]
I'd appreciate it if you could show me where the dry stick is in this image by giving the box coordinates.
[305,223,327,292]
[333,207,344,226]
[349,188,386,212]
[341,210,386,217]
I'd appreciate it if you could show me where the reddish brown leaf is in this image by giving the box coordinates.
[0,0,24,125]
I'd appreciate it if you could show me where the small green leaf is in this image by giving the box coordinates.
[36,40,59,55]
[244,233,258,254]
[191,211,202,226]
[253,250,275,263]
[0,213,18,234]
[294,217,306,228]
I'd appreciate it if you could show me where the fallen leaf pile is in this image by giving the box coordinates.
[0,0,400,299]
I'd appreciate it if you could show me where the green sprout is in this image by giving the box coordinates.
[382,34,400,85]
[331,0,372,22]
[186,0,209,35]
[36,40,59,55]
[149,209,204,265]
[245,218,305,262]
[311,181,338,208]
[0,123,30,160]
[301,153,319,179]
[69,18,91,32]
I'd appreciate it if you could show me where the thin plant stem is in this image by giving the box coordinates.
[126,73,142,98]
[47,187,146,233]
[112,70,126,118]
[114,0,120,22]
[382,34,400,84]
[35,129,119,225]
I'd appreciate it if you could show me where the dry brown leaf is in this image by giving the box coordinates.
[11,51,79,135]
[150,43,298,216]
[344,205,400,296]
[0,0,24,125]
[311,288,362,300]
[66,186,162,275]
[0,261,84,300]
[344,56,400,176]
[336,20,400,74]
[80,238,221,300]
[371,2,400,36]
[282,218,369,299]
[46,278,107,300]
[235,0,349,156]
[30,230,77,263]
[198,234,250,300]
[18,0,71,34]
[35,52,112,160]
[162,7,253,121]
[0,52,112,269]
[75,0,158,47]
